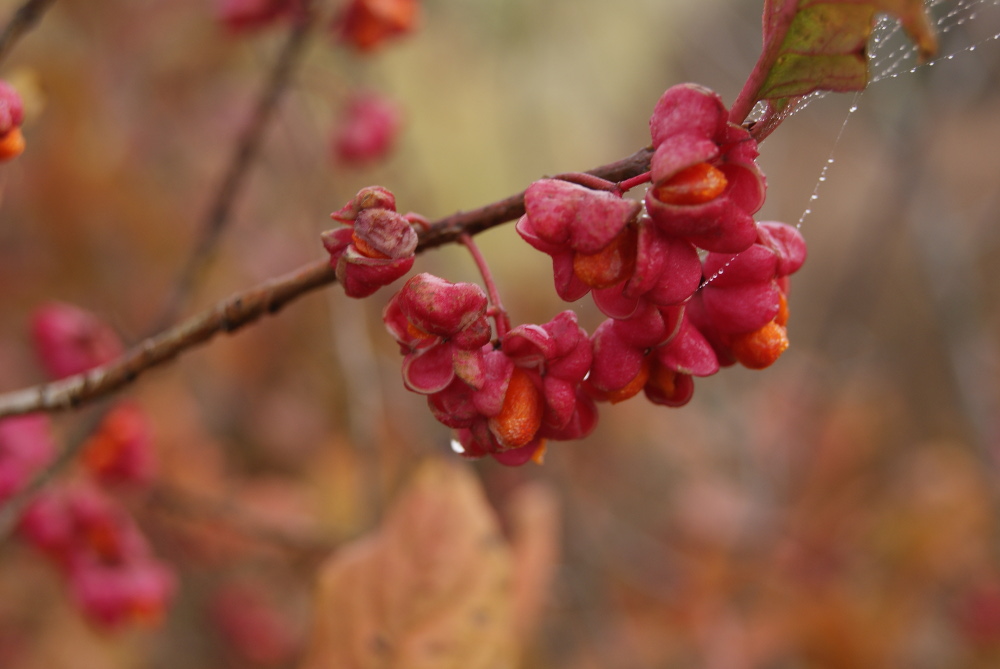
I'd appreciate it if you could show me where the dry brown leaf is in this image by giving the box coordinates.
[302,459,518,669]
[506,481,560,638]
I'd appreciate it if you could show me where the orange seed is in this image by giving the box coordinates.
[489,368,543,450]
[572,225,638,289]
[729,321,789,370]
[653,162,727,206]
[602,357,650,405]
[351,231,391,259]
[0,127,25,162]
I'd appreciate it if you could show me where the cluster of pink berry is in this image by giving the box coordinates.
[16,476,175,628]
[0,303,174,627]
[321,83,806,466]
[215,0,416,166]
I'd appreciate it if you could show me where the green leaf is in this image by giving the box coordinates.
[731,0,937,126]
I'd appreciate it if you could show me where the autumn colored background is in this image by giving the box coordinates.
[1,0,1000,667]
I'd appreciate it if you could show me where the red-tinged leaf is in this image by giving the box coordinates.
[301,460,518,669]
[731,0,937,128]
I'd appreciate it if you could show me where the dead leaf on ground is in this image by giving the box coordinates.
[302,459,520,669]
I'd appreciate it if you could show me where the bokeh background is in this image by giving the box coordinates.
[1,0,1000,667]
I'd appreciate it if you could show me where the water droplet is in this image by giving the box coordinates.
[450,439,465,454]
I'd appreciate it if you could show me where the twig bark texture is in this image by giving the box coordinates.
[0,0,56,66]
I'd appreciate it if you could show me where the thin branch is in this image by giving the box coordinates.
[0,146,653,420]
[153,7,316,331]
[145,482,335,559]
[460,233,510,338]
[0,0,57,66]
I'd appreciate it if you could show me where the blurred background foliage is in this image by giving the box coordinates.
[1,0,1000,667]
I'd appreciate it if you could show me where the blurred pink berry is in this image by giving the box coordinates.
[0,414,55,501]
[210,583,301,664]
[69,557,176,628]
[331,93,402,166]
[331,0,419,52]
[0,81,24,135]
[82,402,156,488]
[216,0,299,32]
[17,491,75,557]
[0,80,25,162]
[18,483,175,627]
[645,83,766,253]
[66,485,153,565]
[31,302,124,380]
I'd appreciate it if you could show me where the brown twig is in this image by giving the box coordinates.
[153,6,316,331]
[0,146,653,420]
[0,0,57,66]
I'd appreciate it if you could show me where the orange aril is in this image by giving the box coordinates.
[351,231,391,259]
[572,225,638,289]
[489,368,543,449]
[652,162,727,206]
[729,321,789,370]
[0,127,25,162]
